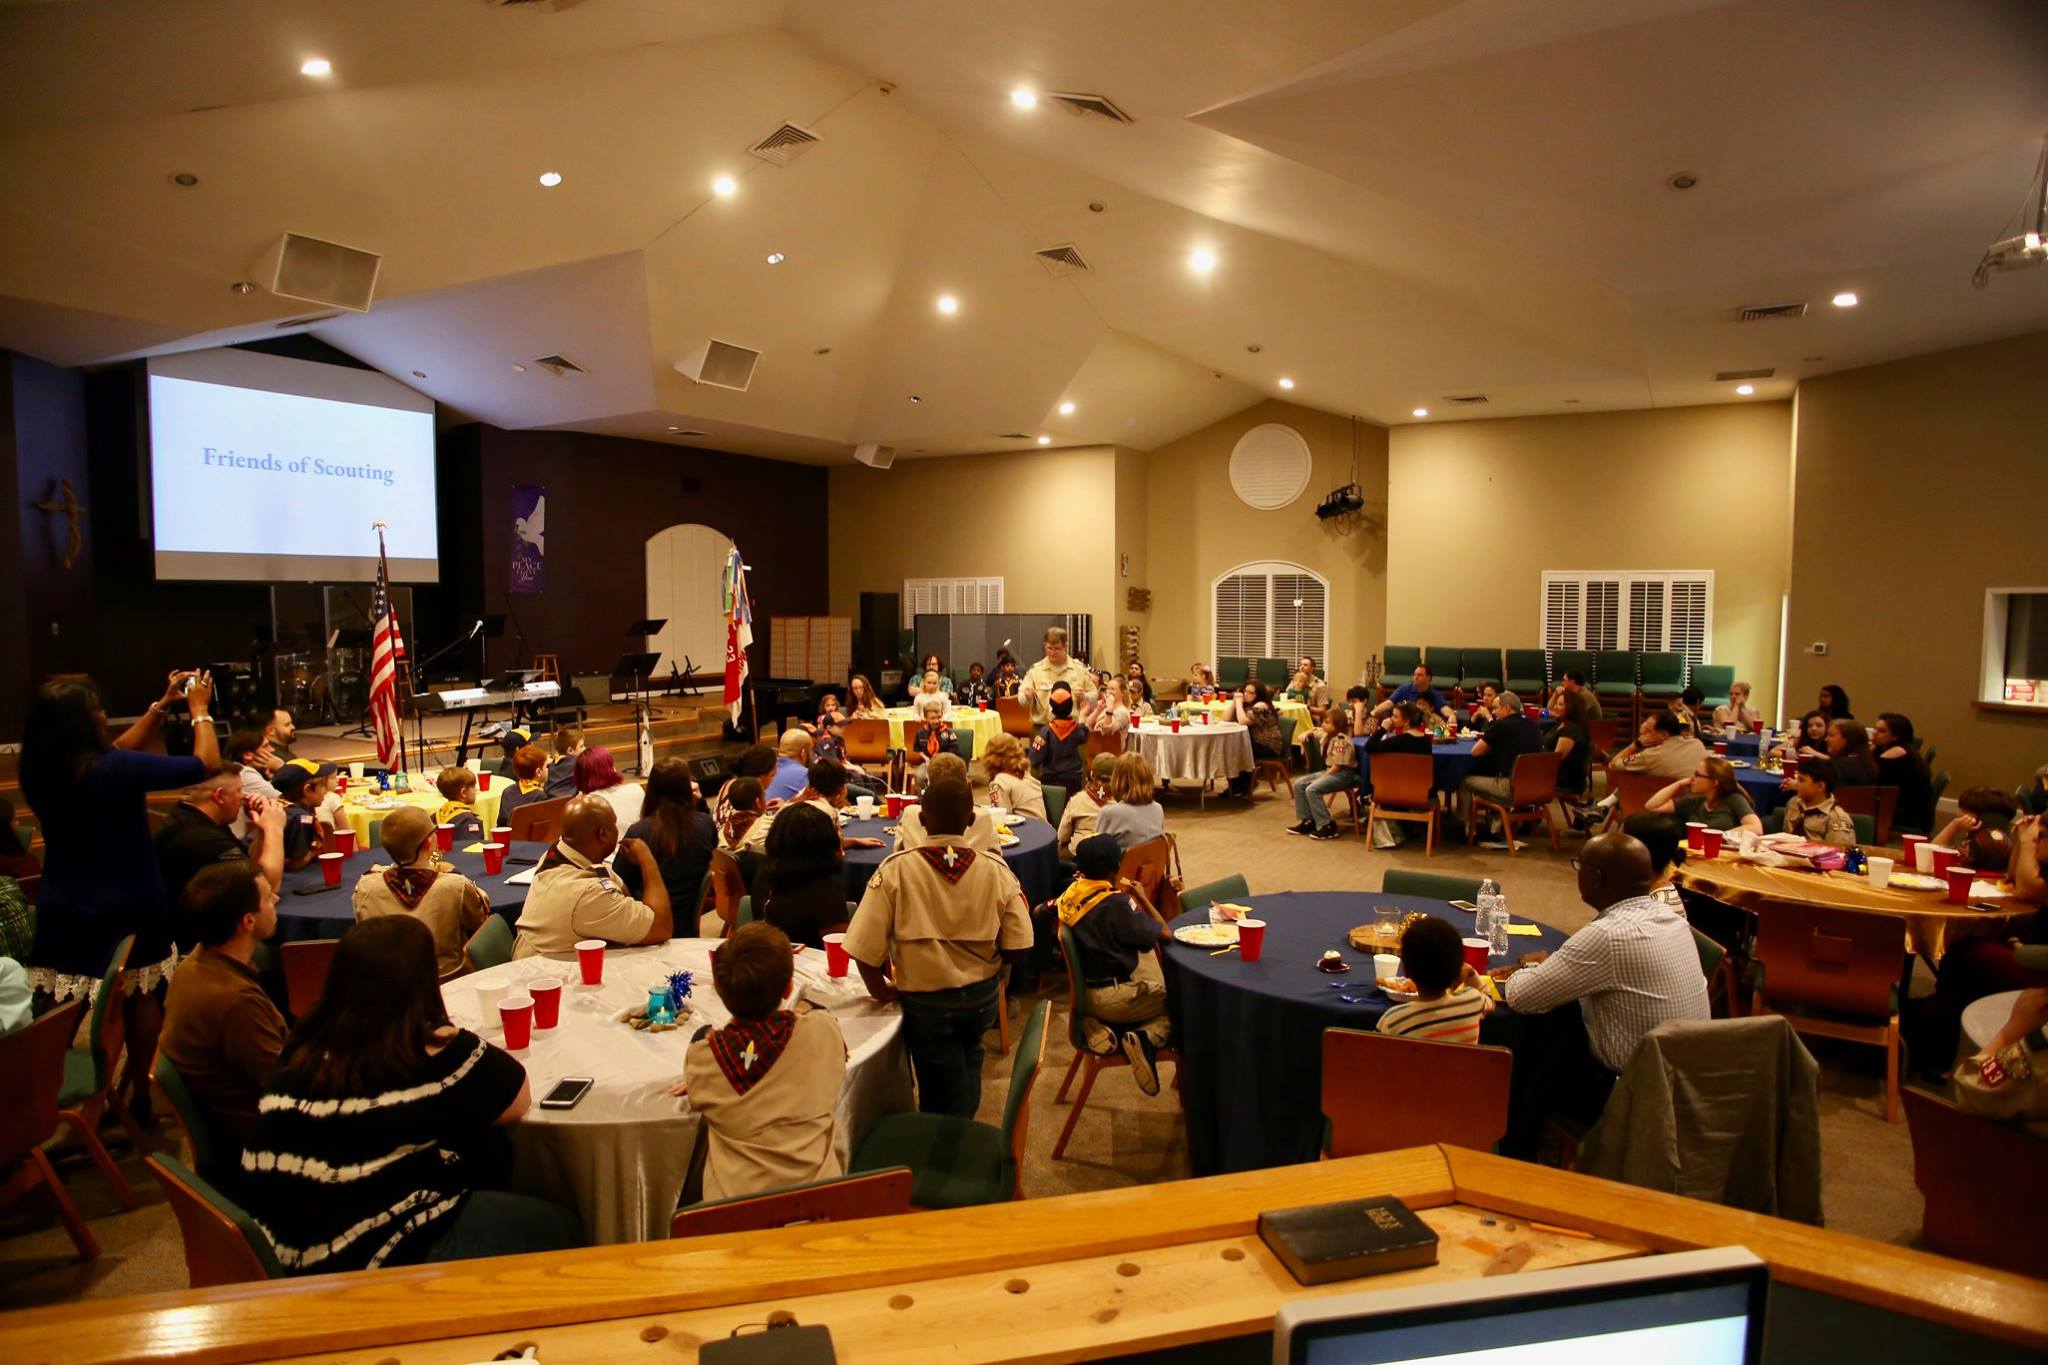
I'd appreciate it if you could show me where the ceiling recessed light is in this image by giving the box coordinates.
[667,425,682,433]
[909,395,922,403]
[229,281,254,294]
[814,347,832,356]
[511,363,527,373]
[1088,200,1105,213]
[765,252,785,265]
[1278,377,1295,390]
[300,57,332,78]
[1036,435,1052,445]
[1666,171,1698,191]
[935,294,959,315]
[1058,401,1075,415]
[1411,407,1429,418]
[411,370,426,379]
[1246,343,1263,353]
[1187,248,1217,275]
[170,171,200,188]
[1735,384,1755,396]
[1010,88,1038,109]
[711,174,737,198]
[1831,292,1858,308]
[537,171,562,187]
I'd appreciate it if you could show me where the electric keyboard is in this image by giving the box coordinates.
[411,680,562,713]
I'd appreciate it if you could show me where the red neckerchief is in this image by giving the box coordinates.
[914,725,950,755]
[1047,719,1079,741]
[914,844,977,884]
[382,864,439,909]
[722,809,761,847]
[708,1011,796,1096]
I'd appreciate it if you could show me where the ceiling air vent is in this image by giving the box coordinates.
[673,339,760,392]
[1713,367,1776,382]
[1443,393,1490,406]
[748,122,821,167]
[532,353,585,376]
[1034,244,1092,277]
[1047,92,1134,124]
[671,430,706,437]
[275,312,341,329]
[997,433,1032,440]
[1737,302,1808,323]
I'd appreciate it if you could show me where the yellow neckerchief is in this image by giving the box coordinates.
[1055,877,1116,927]
[516,776,544,795]
[433,797,476,827]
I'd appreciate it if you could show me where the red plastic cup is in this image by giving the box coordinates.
[1461,937,1490,975]
[1700,828,1725,859]
[1781,755,1799,775]
[575,939,605,985]
[823,932,849,979]
[528,976,562,1029]
[332,826,358,856]
[1524,704,1539,720]
[435,822,456,852]
[491,826,514,846]
[977,700,988,711]
[1752,719,1766,733]
[886,793,907,818]
[1713,741,1729,756]
[1237,918,1267,963]
[482,841,507,875]
[335,775,348,794]
[318,851,343,887]
[1900,834,1927,865]
[1170,718,1182,733]
[1945,866,1976,905]
[1928,845,1959,880]
[1685,822,1708,851]
[479,771,492,791]
[499,994,534,1050]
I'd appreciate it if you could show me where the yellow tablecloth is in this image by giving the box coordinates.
[339,776,506,850]
[1174,697,1313,730]
[882,706,1007,758]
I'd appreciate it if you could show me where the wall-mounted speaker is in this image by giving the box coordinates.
[254,232,382,312]
[674,339,761,392]
[854,443,897,469]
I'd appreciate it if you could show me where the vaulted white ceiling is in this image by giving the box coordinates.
[2,0,2045,462]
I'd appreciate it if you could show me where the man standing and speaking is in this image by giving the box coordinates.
[1019,626,1092,726]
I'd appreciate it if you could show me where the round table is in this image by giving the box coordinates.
[881,705,1005,758]
[336,778,507,850]
[441,940,912,1244]
[840,812,1060,906]
[1126,721,1254,789]
[1174,698,1312,732]
[1672,851,2031,960]
[1730,760,1790,815]
[275,843,542,942]
[1161,891,1569,1175]
[1351,735,1481,794]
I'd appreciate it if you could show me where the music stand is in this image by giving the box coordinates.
[612,650,662,774]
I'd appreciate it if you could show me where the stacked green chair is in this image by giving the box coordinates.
[1181,874,1250,918]
[1458,648,1503,693]
[1503,649,1548,699]
[1215,656,1252,688]
[1691,664,1735,709]
[1593,651,1637,695]
[1423,646,1462,686]
[1255,657,1290,688]
[1637,651,1688,699]
[1381,870,1488,902]
[1379,645,1421,690]
[1551,649,1595,688]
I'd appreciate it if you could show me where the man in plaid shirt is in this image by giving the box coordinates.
[1498,831,1710,1156]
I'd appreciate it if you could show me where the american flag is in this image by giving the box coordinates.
[721,546,752,725]
[368,523,406,769]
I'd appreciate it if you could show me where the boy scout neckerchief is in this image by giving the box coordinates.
[433,798,475,828]
[516,776,544,795]
[914,844,976,884]
[708,1010,796,1096]
[1055,878,1115,927]
[381,864,439,910]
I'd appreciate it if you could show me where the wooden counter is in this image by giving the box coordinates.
[4,1147,2044,1364]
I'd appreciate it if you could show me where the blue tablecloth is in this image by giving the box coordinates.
[1350,736,1481,793]
[840,814,1061,907]
[1732,762,1790,816]
[277,844,540,943]
[1162,890,1569,1175]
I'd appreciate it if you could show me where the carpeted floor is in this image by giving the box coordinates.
[0,781,1931,1310]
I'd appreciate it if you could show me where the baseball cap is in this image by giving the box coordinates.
[1075,833,1122,880]
[273,757,338,796]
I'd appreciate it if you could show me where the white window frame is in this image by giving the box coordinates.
[1210,560,1329,669]
[901,576,1004,627]
[1982,586,2048,709]
[1541,570,1715,667]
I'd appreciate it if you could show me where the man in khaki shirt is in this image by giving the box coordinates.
[514,795,673,957]
[843,776,1033,1117]
[1018,625,1093,726]
[353,807,490,979]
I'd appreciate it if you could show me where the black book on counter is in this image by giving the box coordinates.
[1258,1195,1439,1286]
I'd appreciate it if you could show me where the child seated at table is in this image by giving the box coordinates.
[675,922,848,1200]
[1781,758,1857,846]
[272,758,338,871]
[1377,915,1492,1045]
[1058,754,1118,860]
[718,777,768,853]
[433,767,487,842]
[903,697,955,792]
[1056,834,1173,1094]
[811,691,848,762]
[352,806,490,981]
[1932,787,2019,875]
[982,733,1049,820]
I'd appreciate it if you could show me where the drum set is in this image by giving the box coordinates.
[273,646,367,723]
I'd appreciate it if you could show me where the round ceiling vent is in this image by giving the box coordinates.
[1228,422,1312,511]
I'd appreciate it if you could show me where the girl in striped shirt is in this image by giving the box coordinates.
[1378,915,1493,1045]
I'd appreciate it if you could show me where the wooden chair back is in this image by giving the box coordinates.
[1750,901,1904,1019]
[1321,1029,1512,1157]
[670,1168,914,1239]
[1903,1087,2048,1280]
[1368,752,1435,810]
[1835,785,1899,846]
[1507,749,1564,806]
[508,795,570,844]
[146,1155,283,1285]
[15,871,39,905]
[153,1054,222,1176]
[1587,717,1626,761]
[1610,771,1667,817]
[708,848,748,930]
[0,999,85,1165]
[1116,837,1181,920]
[995,696,1034,738]
[281,938,341,1018]
[842,717,891,765]
[1084,730,1125,765]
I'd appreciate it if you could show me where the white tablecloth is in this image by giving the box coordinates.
[1124,721,1254,785]
[442,940,912,1243]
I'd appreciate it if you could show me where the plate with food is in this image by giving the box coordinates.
[1377,976,1419,1002]
[1888,871,1945,892]
[1174,922,1240,947]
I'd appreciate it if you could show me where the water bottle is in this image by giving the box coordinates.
[1476,879,1504,958]
[1489,888,1511,959]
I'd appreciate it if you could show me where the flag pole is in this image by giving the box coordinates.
[374,520,407,776]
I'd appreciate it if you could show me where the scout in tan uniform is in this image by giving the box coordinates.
[674,922,848,1200]
[352,807,489,979]
[892,754,1002,853]
[512,795,674,957]
[842,776,1033,1117]
[1018,625,1093,725]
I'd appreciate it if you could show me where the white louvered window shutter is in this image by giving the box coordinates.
[1270,573,1328,665]
[1584,581,1621,651]
[1214,574,1263,659]
[1541,575,1578,653]
[902,577,1004,627]
[1212,561,1328,666]
[1668,577,1711,667]
[1540,570,1713,660]
[1627,580,1665,652]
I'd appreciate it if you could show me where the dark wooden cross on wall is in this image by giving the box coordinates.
[34,478,86,570]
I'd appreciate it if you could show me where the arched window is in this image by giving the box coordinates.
[1212,561,1328,668]
[644,524,735,679]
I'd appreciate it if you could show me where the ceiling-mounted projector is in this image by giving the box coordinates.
[1315,483,1365,520]
[1973,132,2048,289]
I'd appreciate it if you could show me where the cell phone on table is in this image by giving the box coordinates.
[1448,899,1479,911]
[539,1076,594,1109]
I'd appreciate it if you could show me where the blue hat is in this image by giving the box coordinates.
[1075,833,1122,879]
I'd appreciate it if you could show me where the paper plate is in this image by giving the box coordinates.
[1888,872,1944,892]
[1174,923,1239,947]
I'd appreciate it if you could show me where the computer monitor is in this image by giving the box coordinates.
[1274,1247,1766,1365]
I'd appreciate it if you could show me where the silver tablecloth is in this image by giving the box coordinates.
[443,939,912,1243]
[1125,721,1254,784]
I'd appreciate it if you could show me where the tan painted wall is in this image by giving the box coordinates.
[1787,330,2048,794]
[1387,403,1794,719]
[1139,400,1389,684]
[1112,446,1149,661]
[826,444,1121,655]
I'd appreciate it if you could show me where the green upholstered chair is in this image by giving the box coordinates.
[1042,783,1068,829]
[1691,664,1735,708]
[153,1055,223,1181]
[851,1000,1051,1207]
[1423,646,1462,686]
[1255,657,1290,688]
[1849,813,1876,845]
[1180,874,1250,918]
[1380,645,1421,690]
[737,894,754,926]
[1503,649,1548,698]
[1380,870,1488,903]
[463,914,513,972]
[1593,650,1637,696]
[1551,650,1595,688]
[147,1154,285,1286]
[1458,648,1503,692]
[1216,656,1252,688]
[58,934,142,1208]
[1637,651,1687,699]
